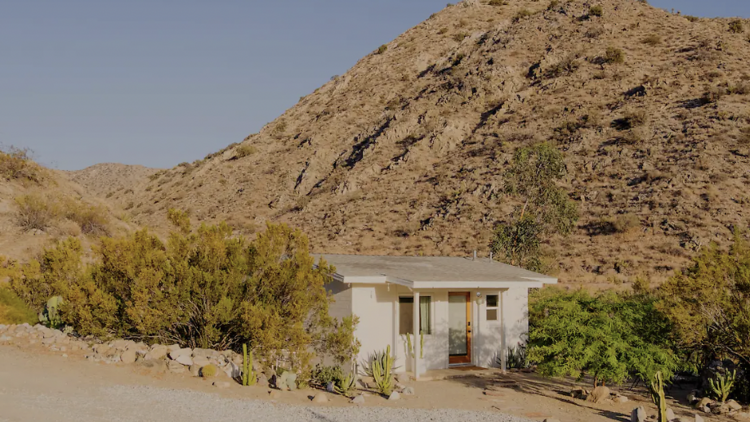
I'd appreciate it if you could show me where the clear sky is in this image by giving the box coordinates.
[1,1,748,170]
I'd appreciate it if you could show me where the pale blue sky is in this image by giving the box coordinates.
[1,1,747,170]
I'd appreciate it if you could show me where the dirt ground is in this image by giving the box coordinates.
[0,341,723,422]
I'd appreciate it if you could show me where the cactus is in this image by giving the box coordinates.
[242,343,256,386]
[39,296,64,328]
[709,369,736,403]
[201,364,218,378]
[420,331,424,359]
[334,370,357,397]
[371,345,395,396]
[649,371,667,422]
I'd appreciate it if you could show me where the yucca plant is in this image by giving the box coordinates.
[334,371,357,397]
[709,369,736,403]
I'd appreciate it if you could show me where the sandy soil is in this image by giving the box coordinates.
[0,342,718,422]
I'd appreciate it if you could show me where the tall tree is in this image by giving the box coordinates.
[490,143,578,270]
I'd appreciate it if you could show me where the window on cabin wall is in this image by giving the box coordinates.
[399,297,432,335]
[486,294,499,321]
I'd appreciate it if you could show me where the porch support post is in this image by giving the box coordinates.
[500,289,507,374]
[413,291,420,380]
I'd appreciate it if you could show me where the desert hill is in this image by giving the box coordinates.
[68,163,161,199]
[0,151,136,262]
[85,0,750,286]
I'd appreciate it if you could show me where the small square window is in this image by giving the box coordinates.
[486,295,498,308]
[486,309,498,321]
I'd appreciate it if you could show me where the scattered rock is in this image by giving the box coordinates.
[169,348,192,360]
[352,395,365,405]
[192,356,210,367]
[189,365,202,377]
[212,381,231,389]
[326,382,335,393]
[167,360,187,374]
[695,415,704,422]
[256,373,269,387]
[695,397,712,413]
[614,395,629,404]
[733,412,750,420]
[312,393,329,403]
[145,345,169,360]
[727,399,742,411]
[570,387,589,400]
[711,402,730,415]
[388,391,401,401]
[666,408,676,421]
[167,344,181,352]
[631,406,646,422]
[120,349,137,364]
[0,336,11,342]
[403,386,415,396]
[587,386,611,404]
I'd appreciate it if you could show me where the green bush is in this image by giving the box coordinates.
[547,0,560,10]
[528,288,678,386]
[488,0,507,5]
[7,212,359,375]
[589,5,603,17]
[234,144,258,159]
[513,9,534,23]
[729,20,744,34]
[376,44,388,55]
[0,147,43,183]
[604,47,625,64]
[14,194,60,231]
[311,364,344,388]
[0,287,37,325]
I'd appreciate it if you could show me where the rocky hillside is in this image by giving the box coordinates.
[68,163,160,199]
[93,0,750,287]
[0,152,135,262]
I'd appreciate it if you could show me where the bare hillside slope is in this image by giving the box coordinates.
[102,0,750,286]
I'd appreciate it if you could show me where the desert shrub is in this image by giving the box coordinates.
[729,20,744,34]
[0,147,43,183]
[311,364,344,388]
[513,9,534,23]
[702,86,726,104]
[452,32,468,42]
[612,213,641,233]
[623,110,649,128]
[544,57,579,78]
[7,212,359,374]
[63,202,110,235]
[528,288,678,386]
[547,0,560,10]
[0,286,37,325]
[234,144,258,159]
[642,34,661,46]
[376,44,388,55]
[685,16,700,23]
[589,5,603,17]
[488,0,507,5]
[14,194,60,231]
[604,47,625,64]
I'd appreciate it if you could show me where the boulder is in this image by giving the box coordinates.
[224,361,241,380]
[388,391,401,401]
[169,348,192,360]
[403,387,415,396]
[256,373,269,387]
[614,395,629,404]
[326,382,335,393]
[727,399,743,411]
[695,397,712,413]
[167,344,181,352]
[167,360,187,374]
[192,348,214,358]
[192,356,211,367]
[120,349,137,364]
[189,365,202,377]
[631,406,646,422]
[312,393,329,403]
[145,345,169,360]
[352,395,365,404]
[666,408,676,421]
[587,386,611,404]
[711,402,730,415]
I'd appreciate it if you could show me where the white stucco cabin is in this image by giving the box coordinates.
[314,254,557,379]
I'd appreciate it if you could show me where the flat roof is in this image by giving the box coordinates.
[313,254,557,289]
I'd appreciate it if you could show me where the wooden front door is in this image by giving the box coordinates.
[448,292,472,365]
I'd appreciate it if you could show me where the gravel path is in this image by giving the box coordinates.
[0,346,532,422]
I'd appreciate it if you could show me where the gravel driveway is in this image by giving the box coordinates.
[0,346,532,422]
